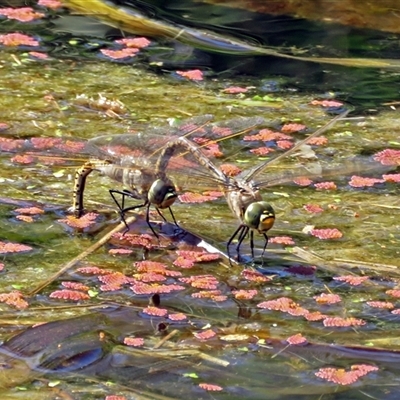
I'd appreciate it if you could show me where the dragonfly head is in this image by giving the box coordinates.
[148,179,177,209]
[244,201,275,233]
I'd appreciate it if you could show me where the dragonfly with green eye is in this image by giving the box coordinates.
[166,111,351,262]
[69,115,266,237]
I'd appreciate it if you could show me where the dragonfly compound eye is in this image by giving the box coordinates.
[244,201,275,232]
[148,179,177,208]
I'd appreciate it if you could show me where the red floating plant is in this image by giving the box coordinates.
[56,140,86,153]
[349,175,384,188]
[323,317,366,327]
[281,123,306,133]
[14,206,44,215]
[194,329,216,340]
[310,99,343,107]
[303,204,324,213]
[314,293,342,304]
[0,32,39,47]
[175,250,220,263]
[310,228,343,240]
[202,190,224,198]
[178,192,219,203]
[382,173,400,183]
[105,396,127,400]
[220,163,242,177]
[192,290,222,299]
[333,275,369,286]
[315,364,378,385]
[0,263,4,272]
[61,281,90,291]
[198,383,223,391]
[232,289,258,300]
[286,333,308,345]
[112,233,154,249]
[134,272,167,283]
[16,215,34,223]
[276,140,293,150]
[180,274,220,290]
[257,297,308,317]
[366,301,394,309]
[98,272,135,287]
[108,248,133,255]
[244,129,291,142]
[142,306,168,317]
[131,282,185,295]
[168,313,187,321]
[49,289,90,301]
[241,269,271,283]
[115,37,151,48]
[293,177,313,186]
[173,257,195,269]
[123,337,144,347]
[176,69,204,81]
[100,48,139,60]
[212,125,234,137]
[308,136,328,146]
[0,137,24,152]
[314,181,337,190]
[77,266,114,275]
[373,149,400,166]
[0,7,44,22]
[58,213,99,229]
[28,51,48,60]
[250,147,275,156]
[0,291,28,309]
[38,0,62,9]
[222,86,248,94]
[386,289,400,298]
[135,260,181,276]
[0,241,32,254]
[304,311,328,321]
[269,236,295,245]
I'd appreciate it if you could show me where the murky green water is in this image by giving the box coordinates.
[0,2,400,399]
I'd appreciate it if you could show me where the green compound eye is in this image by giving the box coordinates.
[148,179,177,208]
[244,202,275,232]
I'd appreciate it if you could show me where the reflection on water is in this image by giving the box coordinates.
[2,305,400,399]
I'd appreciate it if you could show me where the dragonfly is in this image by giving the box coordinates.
[4,115,263,237]
[163,111,351,262]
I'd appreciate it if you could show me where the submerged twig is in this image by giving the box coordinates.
[153,329,179,350]
[292,247,400,277]
[27,215,138,296]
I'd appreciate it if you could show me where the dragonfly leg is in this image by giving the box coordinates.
[236,225,249,257]
[145,204,160,239]
[261,233,269,262]
[227,224,244,264]
[167,207,179,227]
[249,230,255,259]
[109,189,146,234]
[155,207,168,223]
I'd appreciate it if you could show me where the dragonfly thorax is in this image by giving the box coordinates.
[148,179,177,209]
[225,179,262,221]
[244,201,275,233]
